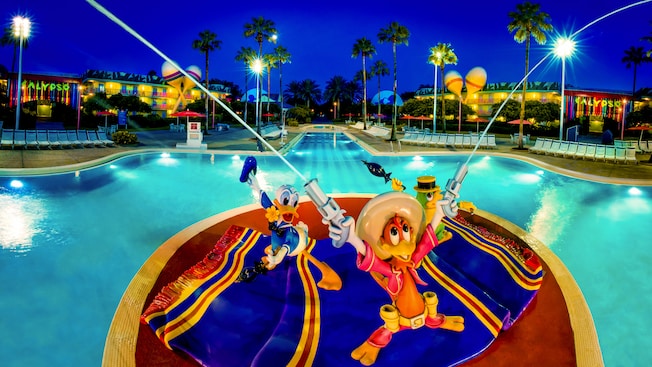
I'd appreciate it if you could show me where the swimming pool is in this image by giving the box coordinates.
[0,132,650,366]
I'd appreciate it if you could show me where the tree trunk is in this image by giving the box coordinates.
[390,42,398,141]
[518,36,530,150]
[362,55,367,130]
[205,51,210,133]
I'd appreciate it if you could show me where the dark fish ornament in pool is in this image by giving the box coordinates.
[361,160,392,183]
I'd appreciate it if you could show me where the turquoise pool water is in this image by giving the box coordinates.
[0,132,650,366]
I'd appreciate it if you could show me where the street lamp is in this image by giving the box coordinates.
[554,37,575,141]
[12,15,31,130]
[432,51,441,133]
[251,58,264,151]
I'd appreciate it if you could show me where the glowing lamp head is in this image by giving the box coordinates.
[12,16,31,38]
[554,38,576,58]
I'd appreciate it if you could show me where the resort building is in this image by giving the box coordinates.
[2,69,231,119]
[414,82,634,130]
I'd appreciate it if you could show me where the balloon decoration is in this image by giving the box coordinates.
[162,61,202,113]
[444,67,488,132]
[464,67,487,98]
[444,70,464,98]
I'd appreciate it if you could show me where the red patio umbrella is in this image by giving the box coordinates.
[170,110,206,127]
[627,124,652,141]
[414,115,431,130]
[262,113,275,117]
[96,110,116,129]
[400,115,415,128]
[467,117,490,133]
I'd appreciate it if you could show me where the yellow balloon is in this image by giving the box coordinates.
[465,67,487,95]
[444,70,463,97]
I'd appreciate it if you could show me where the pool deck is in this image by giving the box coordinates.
[1,125,651,185]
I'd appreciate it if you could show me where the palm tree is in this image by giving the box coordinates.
[192,30,222,133]
[428,43,457,132]
[622,46,648,97]
[352,37,376,130]
[299,79,321,109]
[642,21,652,58]
[234,46,257,123]
[324,75,347,120]
[508,1,552,149]
[378,22,410,141]
[263,53,276,119]
[370,60,389,121]
[271,45,291,129]
[244,16,277,150]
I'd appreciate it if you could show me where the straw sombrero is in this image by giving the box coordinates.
[356,191,425,259]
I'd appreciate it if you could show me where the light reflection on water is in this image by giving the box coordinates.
[0,133,650,366]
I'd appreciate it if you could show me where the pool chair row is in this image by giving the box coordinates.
[529,138,638,164]
[400,132,497,149]
[362,125,391,139]
[0,129,115,150]
[614,139,652,153]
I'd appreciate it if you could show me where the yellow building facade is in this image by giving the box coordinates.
[81,69,230,117]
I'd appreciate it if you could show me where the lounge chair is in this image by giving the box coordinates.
[545,140,560,156]
[625,147,638,164]
[1,129,14,149]
[78,130,95,147]
[36,130,51,150]
[582,143,597,160]
[573,143,587,159]
[593,145,606,162]
[47,130,62,149]
[26,130,39,149]
[563,142,579,158]
[453,134,464,147]
[57,130,72,148]
[97,130,115,147]
[553,141,569,157]
[87,130,106,147]
[528,138,545,153]
[486,135,497,149]
[66,130,83,148]
[604,146,617,163]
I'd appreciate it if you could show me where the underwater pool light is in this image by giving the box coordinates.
[9,180,24,189]
[628,187,642,196]
[161,152,171,158]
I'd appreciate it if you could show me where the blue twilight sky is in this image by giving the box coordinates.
[1,0,651,97]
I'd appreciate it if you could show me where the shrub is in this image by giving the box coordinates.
[286,118,299,127]
[112,130,139,145]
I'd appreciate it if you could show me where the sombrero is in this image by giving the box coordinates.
[356,191,425,259]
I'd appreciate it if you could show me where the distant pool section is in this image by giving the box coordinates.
[0,132,651,366]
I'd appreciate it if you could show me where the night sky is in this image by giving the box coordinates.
[1,0,651,96]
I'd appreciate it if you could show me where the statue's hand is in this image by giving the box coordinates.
[266,246,288,269]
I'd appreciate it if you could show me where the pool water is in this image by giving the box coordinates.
[0,132,650,366]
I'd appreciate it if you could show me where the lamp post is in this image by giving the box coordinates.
[554,37,575,141]
[77,85,83,130]
[432,51,441,133]
[252,58,263,151]
[621,99,628,140]
[12,15,31,130]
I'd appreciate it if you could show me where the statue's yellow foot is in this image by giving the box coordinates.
[351,342,381,366]
[316,264,342,291]
[441,315,465,332]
